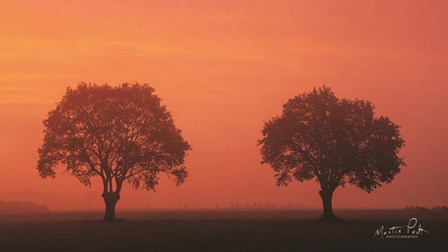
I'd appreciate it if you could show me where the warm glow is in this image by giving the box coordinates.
[0,0,447,211]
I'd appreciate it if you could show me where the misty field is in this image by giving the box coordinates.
[0,209,446,251]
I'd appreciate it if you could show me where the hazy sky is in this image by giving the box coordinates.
[0,0,447,210]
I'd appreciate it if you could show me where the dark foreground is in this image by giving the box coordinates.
[0,209,446,251]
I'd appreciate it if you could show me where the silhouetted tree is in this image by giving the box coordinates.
[258,86,405,221]
[37,83,191,221]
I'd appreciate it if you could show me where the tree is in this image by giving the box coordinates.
[37,83,191,221]
[258,86,405,221]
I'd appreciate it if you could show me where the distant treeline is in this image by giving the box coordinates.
[0,201,49,213]
[227,202,307,209]
[404,205,448,212]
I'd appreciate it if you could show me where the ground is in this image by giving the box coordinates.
[0,209,446,251]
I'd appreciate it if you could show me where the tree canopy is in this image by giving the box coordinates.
[37,83,191,220]
[258,86,405,220]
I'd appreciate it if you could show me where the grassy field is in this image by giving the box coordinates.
[0,209,446,251]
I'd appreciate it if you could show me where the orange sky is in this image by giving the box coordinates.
[0,0,447,210]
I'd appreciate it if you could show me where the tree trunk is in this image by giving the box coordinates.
[102,192,120,221]
[319,189,339,222]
